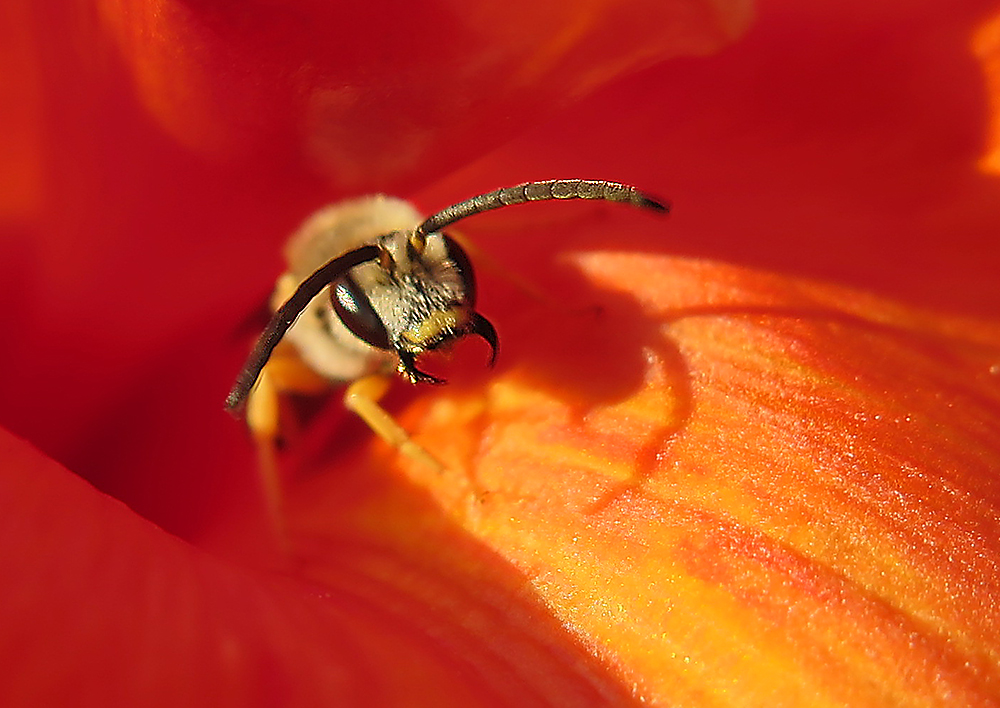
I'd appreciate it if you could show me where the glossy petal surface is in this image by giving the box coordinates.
[1,0,999,706]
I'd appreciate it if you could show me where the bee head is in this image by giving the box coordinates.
[330,230,498,384]
[226,179,666,413]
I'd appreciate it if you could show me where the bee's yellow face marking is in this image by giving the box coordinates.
[401,307,465,349]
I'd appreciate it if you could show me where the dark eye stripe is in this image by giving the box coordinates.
[331,273,392,350]
[442,234,476,307]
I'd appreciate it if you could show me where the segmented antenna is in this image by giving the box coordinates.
[413,179,669,245]
[226,245,381,413]
[227,179,669,413]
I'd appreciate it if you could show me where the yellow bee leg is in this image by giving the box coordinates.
[244,366,288,553]
[343,374,444,472]
[245,344,331,553]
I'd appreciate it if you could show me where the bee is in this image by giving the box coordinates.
[226,179,668,469]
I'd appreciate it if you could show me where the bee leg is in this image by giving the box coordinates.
[245,343,330,553]
[343,374,444,472]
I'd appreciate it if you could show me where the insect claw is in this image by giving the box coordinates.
[397,351,447,385]
[468,312,499,367]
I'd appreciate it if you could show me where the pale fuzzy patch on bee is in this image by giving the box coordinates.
[277,196,421,383]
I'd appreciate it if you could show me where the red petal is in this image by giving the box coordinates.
[0,428,649,707]
[428,1,1000,314]
[0,0,748,532]
[94,0,748,191]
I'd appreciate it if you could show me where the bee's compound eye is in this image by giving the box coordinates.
[331,273,392,350]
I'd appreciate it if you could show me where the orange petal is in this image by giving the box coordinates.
[284,253,1000,705]
[973,7,1000,174]
[0,0,43,219]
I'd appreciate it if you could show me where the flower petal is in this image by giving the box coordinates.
[426,1,1000,314]
[0,428,650,707]
[94,0,751,190]
[297,252,1000,705]
[0,0,750,533]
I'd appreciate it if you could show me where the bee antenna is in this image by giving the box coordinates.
[225,244,382,414]
[411,179,669,248]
